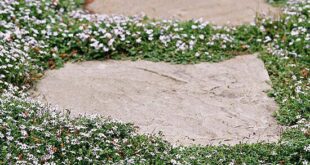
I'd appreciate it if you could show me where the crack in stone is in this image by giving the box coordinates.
[136,67,188,84]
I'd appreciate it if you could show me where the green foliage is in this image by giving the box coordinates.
[0,0,309,164]
[267,0,288,6]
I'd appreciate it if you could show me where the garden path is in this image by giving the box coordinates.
[85,0,279,25]
[32,55,282,145]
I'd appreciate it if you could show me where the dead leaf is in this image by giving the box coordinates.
[60,53,68,59]
[52,147,58,153]
[48,59,56,69]
[301,69,309,78]
[18,154,23,160]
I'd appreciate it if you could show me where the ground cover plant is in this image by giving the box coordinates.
[267,0,288,6]
[0,0,309,164]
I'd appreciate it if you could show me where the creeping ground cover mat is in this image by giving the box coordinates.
[0,0,309,164]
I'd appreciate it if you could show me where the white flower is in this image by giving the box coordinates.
[170,159,177,164]
[291,29,299,36]
[148,36,154,41]
[302,160,308,165]
[0,132,4,139]
[21,130,28,137]
[264,36,272,43]
[103,47,109,52]
[146,29,153,35]
[295,86,302,94]
[304,144,310,152]
[191,25,198,29]
[136,38,142,43]
[108,38,115,46]
[104,33,112,39]
[7,136,13,141]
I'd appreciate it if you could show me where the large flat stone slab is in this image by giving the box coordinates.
[85,0,279,25]
[32,55,282,145]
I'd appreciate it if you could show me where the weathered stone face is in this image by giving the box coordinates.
[32,55,282,145]
[85,0,279,25]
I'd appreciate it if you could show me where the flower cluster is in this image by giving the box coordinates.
[0,85,173,164]
[258,0,309,124]
[0,0,309,164]
[68,9,262,63]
